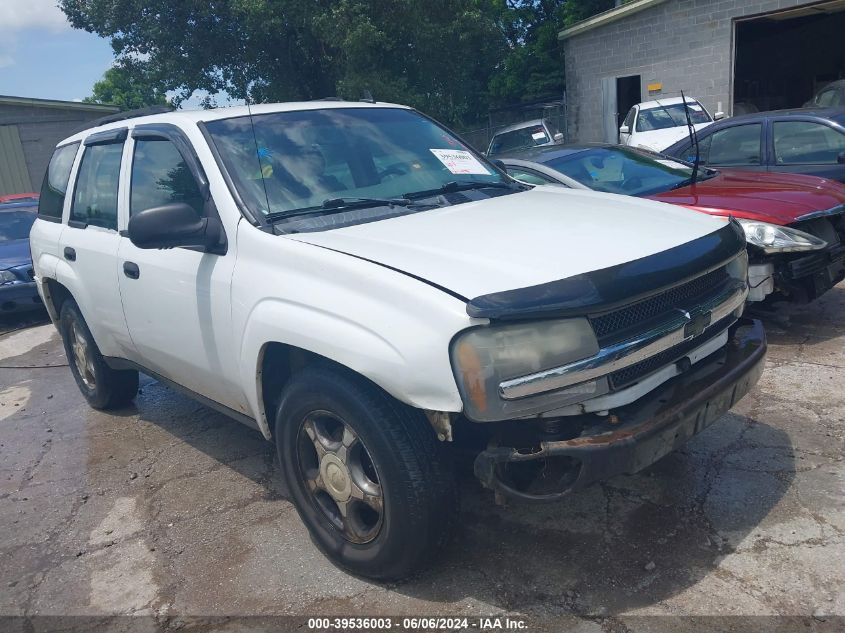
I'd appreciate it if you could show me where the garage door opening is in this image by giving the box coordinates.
[734,0,845,113]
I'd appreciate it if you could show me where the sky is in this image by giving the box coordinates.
[0,0,115,102]
[0,0,226,108]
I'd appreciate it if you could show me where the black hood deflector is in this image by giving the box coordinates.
[466,220,745,320]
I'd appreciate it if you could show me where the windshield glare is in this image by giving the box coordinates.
[636,102,711,132]
[205,107,507,219]
[546,147,698,196]
[0,210,37,242]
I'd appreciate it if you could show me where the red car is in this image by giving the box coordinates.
[500,144,845,302]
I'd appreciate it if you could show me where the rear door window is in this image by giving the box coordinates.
[38,142,80,220]
[773,121,845,165]
[70,143,123,230]
[701,123,762,166]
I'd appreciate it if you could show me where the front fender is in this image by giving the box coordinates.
[239,297,465,438]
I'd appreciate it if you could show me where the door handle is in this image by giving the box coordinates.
[123,261,140,280]
[63,247,76,261]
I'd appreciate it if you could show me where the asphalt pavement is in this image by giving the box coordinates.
[1,288,844,632]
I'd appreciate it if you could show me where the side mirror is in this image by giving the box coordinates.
[837,151,845,165]
[714,111,725,120]
[619,125,630,134]
[553,132,564,143]
[128,203,227,255]
[492,159,507,172]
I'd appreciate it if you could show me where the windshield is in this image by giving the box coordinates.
[204,107,509,222]
[488,124,550,156]
[636,102,711,132]
[545,146,710,196]
[0,210,37,242]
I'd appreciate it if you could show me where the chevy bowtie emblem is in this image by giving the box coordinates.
[675,308,692,321]
[683,310,712,338]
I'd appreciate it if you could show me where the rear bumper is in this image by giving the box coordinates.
[474,318,766,503]
[0,281,42,313]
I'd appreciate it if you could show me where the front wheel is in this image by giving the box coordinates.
[275,365,457,580]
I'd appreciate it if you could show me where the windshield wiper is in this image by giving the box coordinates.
[266,196,427,223]
[404,180,517,199]
[321,196,413,209]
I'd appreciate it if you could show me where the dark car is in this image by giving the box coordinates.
[663,108,845,184]
[805,80,845,108]
[0,194,42,314]
[498,144,845,303]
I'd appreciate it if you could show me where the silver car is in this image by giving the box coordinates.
[486,118,563,157]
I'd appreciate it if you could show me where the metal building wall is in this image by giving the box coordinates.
[0,100,118,196]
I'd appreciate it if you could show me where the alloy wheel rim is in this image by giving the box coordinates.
[296,410,384,544]
[69,321,96,389]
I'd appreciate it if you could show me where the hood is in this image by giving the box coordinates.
[289,187,728,300]
[632,122,712,152]
[648,170,845,225]
[0,239,32,270]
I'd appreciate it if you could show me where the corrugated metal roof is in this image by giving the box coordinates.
[0,125,33,196]
[0,95,119,113]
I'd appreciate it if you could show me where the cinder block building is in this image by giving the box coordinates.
[0,96,118,196]
[560,0,845,142]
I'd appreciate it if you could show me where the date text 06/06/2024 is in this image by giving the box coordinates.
[306,617,529,630]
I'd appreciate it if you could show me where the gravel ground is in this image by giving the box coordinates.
[0,288,844,632]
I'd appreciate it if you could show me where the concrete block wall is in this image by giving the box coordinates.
[563,0,816,142]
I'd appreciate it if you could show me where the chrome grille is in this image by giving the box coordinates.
[608,316,733,389]
[589,266,730,343]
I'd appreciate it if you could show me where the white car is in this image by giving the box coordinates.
[30,101,764,580]
[619,96,723,152]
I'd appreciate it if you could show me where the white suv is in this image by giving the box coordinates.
[30,101,765,580]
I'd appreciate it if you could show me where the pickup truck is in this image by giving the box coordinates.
[29,101,766,580]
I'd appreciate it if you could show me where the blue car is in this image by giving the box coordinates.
[0,194,42,314]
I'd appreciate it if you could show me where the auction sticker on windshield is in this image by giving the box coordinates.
[430,149,491,175]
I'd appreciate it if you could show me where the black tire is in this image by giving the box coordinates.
[59,299,138,410]
[275,364,458,581]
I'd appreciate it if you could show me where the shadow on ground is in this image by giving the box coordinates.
[117,368,795,616]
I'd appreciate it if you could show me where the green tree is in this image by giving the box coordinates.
[63,1,618,125]
[61,0,507,127]
[83,64,170,110]
[488,0,615,107]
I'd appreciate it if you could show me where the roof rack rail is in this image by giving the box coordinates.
[312,97,345,101]
[69,105,175,136]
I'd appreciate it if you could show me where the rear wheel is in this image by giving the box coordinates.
[276,365,457,580]
[59,300,138,410]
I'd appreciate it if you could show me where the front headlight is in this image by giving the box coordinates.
[0,269,17,284]
[450,318,604,422]
[736,219,827,254]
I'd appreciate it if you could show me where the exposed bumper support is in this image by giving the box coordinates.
[474,318,766,503]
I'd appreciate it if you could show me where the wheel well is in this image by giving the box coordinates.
[44,278,73,320]
[259,343,320,433]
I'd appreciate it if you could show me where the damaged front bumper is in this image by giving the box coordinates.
[474,318,766,503]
